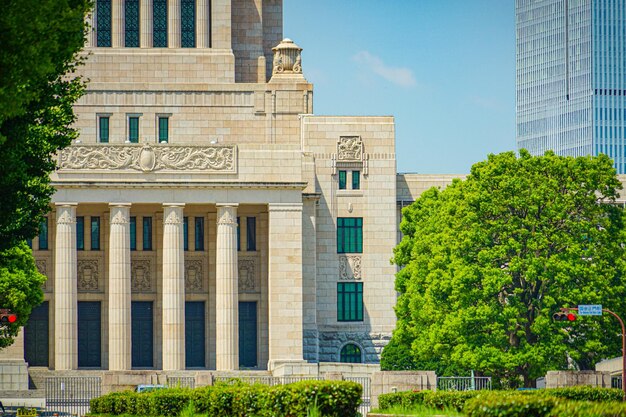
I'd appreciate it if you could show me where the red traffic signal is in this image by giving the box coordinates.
[0,310,17,325]
[553,312,577,322]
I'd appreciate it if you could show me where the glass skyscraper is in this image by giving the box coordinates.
[516,0,626,172]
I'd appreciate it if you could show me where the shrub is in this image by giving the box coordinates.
[378,390,429,410]
[549,400,626,417]
[539,386,623,403]
[463,393,557,417]
[423,390,482,411]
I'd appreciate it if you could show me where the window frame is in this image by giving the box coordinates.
[152,0,168,47]
[98,115,110,143]
[124,0,140,47]
[246,217,256,251]
[127,115,141,143]
[157,115,170,143]
[183,216,189,251]
[337,282,363,322]
[180,0,196,48]
[130,216,137,251]
[338,170,347,190]
[96,0,112,47]
[339,343,363,363]
[142,217,152,251]
[337,217,363,253]
[76,216,85,251]
[351,170,361,190]
[91,216,100,251]
[194,217,204,251]
[38,217,49,250]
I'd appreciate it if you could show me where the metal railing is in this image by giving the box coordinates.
[437,376,492,391]
[345,376,371,416]
[167,376,196,389]
[45,376,102,417]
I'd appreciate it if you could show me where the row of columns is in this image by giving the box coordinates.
[54,202,241,371]
[87,0,228,49]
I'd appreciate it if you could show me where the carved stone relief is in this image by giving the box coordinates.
[337,136,363,161]
[35,259,51,292]
[78,259,100,291]
[58,144,236,173]
[339,255,362,280]
[185,259,204,292]
[238,258,257,293]
[132,259,152,292]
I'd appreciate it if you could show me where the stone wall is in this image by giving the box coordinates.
[0,360,28,391]
[370,371,437,409]
[545,370,612,388]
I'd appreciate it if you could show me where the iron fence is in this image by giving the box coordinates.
[345,376,371,416]
[167,376,196,389]
[45,376,102,417]
[437,376,492,391]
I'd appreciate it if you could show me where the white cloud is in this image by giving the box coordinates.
[352,51,417,88]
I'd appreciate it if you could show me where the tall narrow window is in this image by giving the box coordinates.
[76,216,85,251]
[96,0,112,47]
[180,0,196,48]
[337,282,363,322]
[183,217,189,251]
[352,171,360,190]
[236,217,241,251]
[195,217,204,251]
[337,218,363,253]
[128,117,139,143]
[143,217,152,251]
[130,217,137,251]
[125,0,140,47]
[38,218,49,250]
[91,217,100,250]
[158,117,169,143]
[153,0,168,47]
[99,116,109,143]
[246,217,256,251]
[338,170,347,190]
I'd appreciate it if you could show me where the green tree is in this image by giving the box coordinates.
[0,0,90,250]
[388,150,626,387]
[0,242,46,349]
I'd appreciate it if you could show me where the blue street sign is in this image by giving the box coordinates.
[578,305,603,316]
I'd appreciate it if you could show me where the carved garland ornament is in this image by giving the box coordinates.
[238,258,257,292]
[78,259,100,291]
[339,255,362,280]
[185,260,204,292]
[337,136,363,161]
[58,144,236,173]
[35,259,51,292]
[132,259,152,292]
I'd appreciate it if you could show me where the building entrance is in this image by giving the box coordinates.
[185,301,205,368]
[132,301,153,368]
[25,301,49,367]
[78,301,101,368]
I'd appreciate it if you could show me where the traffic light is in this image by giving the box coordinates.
[553,312,577,322]
[0,310,17,325]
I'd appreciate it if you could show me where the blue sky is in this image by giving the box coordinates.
[284,1,515,174]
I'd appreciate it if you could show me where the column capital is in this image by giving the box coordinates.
[216,204,238,226]
[55,202,78,208]
[110,205,131,225]
[216,203,239,208]
[109,202,132,208]
[163,204,185,225]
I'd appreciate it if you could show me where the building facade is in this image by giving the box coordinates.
[0,0,408,379]
[516,0,626,172]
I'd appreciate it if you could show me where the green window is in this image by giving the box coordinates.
[180,0,196,48]
[338,170,347,189]
[337,282,363,322]
[130,217,137,251]
[237,217,241,251]
[128,117,139,143]
[246,217,256,251]
[99,116,109,143]
[340,343,362,363]
[195,217,204,251]
[337,217,363,253]
[143,217,152,251]
[96,0,112,47]
[76,216,85,251]
[153,0,168,47]
[183,217,189,251]
[352,170,360,190]
[124,0,140,47]
[91,217,100,250]
[39,217,49,250]
[158,117,169,143]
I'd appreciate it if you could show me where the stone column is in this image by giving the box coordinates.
[211,0,231,49]
[112,0,124,47]
[108,204,132,370]
[168,0,181,48]
[268,203,304,368]
[162,204,185,370]
[54,203,78,370]
[140,0,153,48]
[196,0,209,48]
[215,204,238,370]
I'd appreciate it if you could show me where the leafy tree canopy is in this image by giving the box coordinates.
[0,0,89,249]
[386,150,626,387]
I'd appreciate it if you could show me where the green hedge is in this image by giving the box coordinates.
[549,401,626,417]
[90,380,362,417]
[463,394,557,417]
[538,386,623,402]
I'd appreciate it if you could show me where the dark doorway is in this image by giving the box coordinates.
[24,301,49,367]
[131,301,153,368]
[185,301,205,368]
[238,301,257,368]
[77,301,101,368]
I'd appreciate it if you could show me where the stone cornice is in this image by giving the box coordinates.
[51,181,308,190]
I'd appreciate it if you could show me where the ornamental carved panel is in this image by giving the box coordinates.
[58,144,236,173]
[238,258,257,293]
[78,259,100,292]
[132,258,153,292]
[185,259,204,292]
[35,258,52,292]
[339,255,362,280]
[337,137,363,161]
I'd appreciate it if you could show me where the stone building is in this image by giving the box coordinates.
[0,0,423,381]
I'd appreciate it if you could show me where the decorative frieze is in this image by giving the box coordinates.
[58,144,237,173]
[185,259,204,292]
[238,258,257,293]
[35,258,52,292]
[78,259,100,292]
[131,258,153,292]
[337,136,363,161]
[339,255,362,280]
